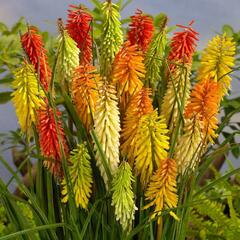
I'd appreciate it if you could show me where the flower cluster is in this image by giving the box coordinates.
[10,2,237,232]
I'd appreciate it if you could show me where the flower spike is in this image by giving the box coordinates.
[21,26,52,90]
[198,34,236,96]
[11,63,45,135]
[37,105,69,178]
[61,144,93,209]
[134,110,169,186]
[144,15,168,88]
[113,41,145,112]
[94,83,121,187]
[128,9,154,52]
[144,158,178,221]
[111,162,137,231]
[56,19,79,84]
[71,65,100,132]
[174,117,203,173]
[121,88,153,166]
[100,1,123,77]
[185,78,221,143]
[66,5,93,65]
[168,21,199,66]
[161,22,198,134]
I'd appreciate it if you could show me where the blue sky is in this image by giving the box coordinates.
[1,0,240,48]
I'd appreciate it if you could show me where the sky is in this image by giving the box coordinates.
[0,0,240,48]
[0,0,240,182]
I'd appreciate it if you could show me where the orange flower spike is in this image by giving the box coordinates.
[66,5,93,65]
[168,21,199,66]
[37,105,69,178]
[113,41,145,111]
[71,65,99,131]
[185,79,221,143]
[128,9,154,52]
[21,26,51,90]
[121,88,153,165]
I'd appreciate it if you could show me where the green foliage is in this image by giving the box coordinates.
[0,201,38,239]
[188,170,240,240]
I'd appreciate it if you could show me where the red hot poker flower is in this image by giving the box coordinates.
[128,9,154,52]
[37,105,69,178]
[185,78,221,143]
[21,26,52,91]
[66,5,93,65]
[168,21,199,65]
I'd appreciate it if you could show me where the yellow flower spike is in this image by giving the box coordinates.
[144,158,178,221]
[100,1,123,77]
[112,41,145,112]
[161,64,191,134]
[174,117,203,174]
[134,110,169,186]
[56,19,80,83]
[198,34,236,96]
[111,161,137,231]
[94,82,121,187]
[61,143,93,209]
[71,65,100,132]
[121,88,153,166]
[144,16,167,88]
[11,63,44,135]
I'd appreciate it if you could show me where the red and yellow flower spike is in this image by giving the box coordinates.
[61,143,93,209]
[144,158,179,221]
[198,34,236,96]
[161,22,198,134]
[66,5,93,65]
[37,105,69,178]
[21,26,52,90]
[168,21,199,66]
[185,78,221,143]
[113,41,145,112]
[121,88,153,166]
[128,9,154,52]
[134,110,169,186]
[71,65,99,132]
[94,82,121,187]
[11,63,45,135]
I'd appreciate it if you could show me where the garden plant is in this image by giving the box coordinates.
[0,0,240,239]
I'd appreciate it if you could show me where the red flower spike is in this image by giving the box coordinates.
[128,9,154,52]
[37,105,69,178]
[168,21,199,65]
[66,5,93,65]
[21,26,52,91]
